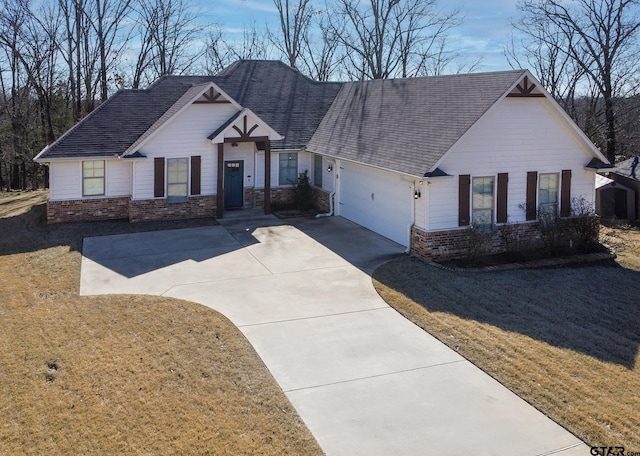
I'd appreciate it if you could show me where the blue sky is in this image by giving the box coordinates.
[202,0,522,72]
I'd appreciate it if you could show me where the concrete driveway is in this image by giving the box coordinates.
[81,211,588,455]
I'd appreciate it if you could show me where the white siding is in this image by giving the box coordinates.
[133,103,238,199]
[106,160,131,196]
[298,151,313,177]
[254,151,279,188]
[50,161,81,200]
[49,159,132,200]
[321,157,335,193]
[428,98,597,231]
[414,182,427,229]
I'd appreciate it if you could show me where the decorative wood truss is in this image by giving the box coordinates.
[506,76,545,98]
[228,115,263,142]
[193,87,232,104]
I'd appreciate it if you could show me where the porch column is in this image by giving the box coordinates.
[216,143,224,218]
[264,139,271,214]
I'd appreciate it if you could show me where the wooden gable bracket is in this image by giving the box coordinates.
[193,87,231,104]
[226,115,262,142]
[507,76,545,98]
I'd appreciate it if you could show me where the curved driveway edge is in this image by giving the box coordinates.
[80,213,589,455]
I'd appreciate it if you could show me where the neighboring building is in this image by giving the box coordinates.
[34,60,610,260]
[599,156,640,220]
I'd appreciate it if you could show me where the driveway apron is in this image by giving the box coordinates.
[80,212,589,455]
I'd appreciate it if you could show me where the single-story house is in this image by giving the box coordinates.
[598,156,640,220]
[34,60,611,260]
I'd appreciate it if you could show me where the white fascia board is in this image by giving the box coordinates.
[122,81,243,157]
[308,151,423,180]
[428,70,609,173]
[34,155,120,163]
[209,108,283,143]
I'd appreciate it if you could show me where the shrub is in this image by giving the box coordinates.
[292,171,313,210]
[569,196,600,249]
[456,222,490,264]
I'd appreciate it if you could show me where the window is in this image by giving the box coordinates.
[279,152,298,185]
[314,154,323,188]
[167,158,188,202]
[472,176,494,230]
[539,173,559,215]
[82,160,105,196]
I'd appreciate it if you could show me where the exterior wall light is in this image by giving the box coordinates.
[327,163,333,173]
[414,190,421,199]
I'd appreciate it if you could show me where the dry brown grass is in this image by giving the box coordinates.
[0,190,322,455]
[600,223,640,271]
[373,233,640,449]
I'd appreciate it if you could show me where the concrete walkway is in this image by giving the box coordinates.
[80,211,589,455]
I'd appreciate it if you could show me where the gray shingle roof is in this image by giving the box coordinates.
[36,60,343,160]
[36,61,527,174]
[306,70,527,177]
[614,156,640,180]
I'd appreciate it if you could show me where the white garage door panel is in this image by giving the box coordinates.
[339,162,411,246]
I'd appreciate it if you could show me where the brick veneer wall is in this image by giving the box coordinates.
[311,187,331,213]
[47,197,130,223]
[129,196,216,222]
[249,187,295,208]
[410,218,598,261]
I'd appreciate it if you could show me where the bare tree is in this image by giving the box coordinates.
[270,0,313,69]
[516,0,640,163]
[204,22,271,74]
[299,11,345,80]
[330,0,462,80]
[132,0,205,87]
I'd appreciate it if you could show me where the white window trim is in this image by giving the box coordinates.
[82,160,105,197]
[166,157,190,203]
[278,152,298,186]
[538,172,559,215]
[471,175,495,229]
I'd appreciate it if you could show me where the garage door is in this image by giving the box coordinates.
[338,161,412,246]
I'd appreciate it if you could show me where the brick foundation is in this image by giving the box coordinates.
[410,217,599,262]
[311,187,331,213]
[47,197,130,223]
[129,195,216,222]
[248,187,295,208]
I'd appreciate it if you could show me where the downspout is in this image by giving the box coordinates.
[405,181,417,254]
[316,160,336,218]
[315,191,335,218]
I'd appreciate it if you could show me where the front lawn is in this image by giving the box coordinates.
[373,232,640,448]
[0,190,322,455]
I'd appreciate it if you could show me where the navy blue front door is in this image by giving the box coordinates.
[224,160,244,208]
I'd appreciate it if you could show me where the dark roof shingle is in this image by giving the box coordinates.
[306,70,526,177]
[37,60,343,159]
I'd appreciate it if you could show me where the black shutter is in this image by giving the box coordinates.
[191,156,201,195]
[459,174,470,226]
[526,171,537,221]
[560,169,572,217]
[497,173,508,223]
[154,158,164,198]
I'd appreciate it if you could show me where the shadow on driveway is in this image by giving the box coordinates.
[374,257,640,368]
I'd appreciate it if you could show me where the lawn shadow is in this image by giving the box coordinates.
[0,201,218,260]
[374,257,640,369]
